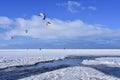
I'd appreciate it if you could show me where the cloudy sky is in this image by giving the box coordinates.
[0,0,120,49]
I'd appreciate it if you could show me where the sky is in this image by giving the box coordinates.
[0,0,120,49]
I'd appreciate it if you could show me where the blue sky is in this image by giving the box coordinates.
[0,0,120,49]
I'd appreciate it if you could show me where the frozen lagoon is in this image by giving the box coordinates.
[0,49,120,80]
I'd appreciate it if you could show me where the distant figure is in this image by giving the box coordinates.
[39,48,41,50]
[64,48,66,50]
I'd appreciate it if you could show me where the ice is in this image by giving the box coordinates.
[0,56,61,69]
[0,49,120,80]
[82,57,120,67]
[19,66,119,80]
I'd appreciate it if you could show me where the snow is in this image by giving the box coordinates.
[0,56,57,69]
[82,57,120,67]
[0,49,120,58]
[19,66,119,80]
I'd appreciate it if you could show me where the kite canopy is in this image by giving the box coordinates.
[39,13,46,20]
[11,36,14,40]
[46,22,51,26]
[25,30,28,34]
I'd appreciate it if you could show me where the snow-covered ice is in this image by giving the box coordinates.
[82,57,120,67]
[0,56,57,69]
[19,66,119,80]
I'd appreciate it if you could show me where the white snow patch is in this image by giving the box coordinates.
[19,66,119,80]
[0,56,58,69]
[82,57,120,67]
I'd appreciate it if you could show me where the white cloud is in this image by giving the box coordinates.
[0,15,120,40]
[56,1,80,13]
[0,17,13,29]
[56,1,96,13]
[67,1,80,13]
[88,6,96,10]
